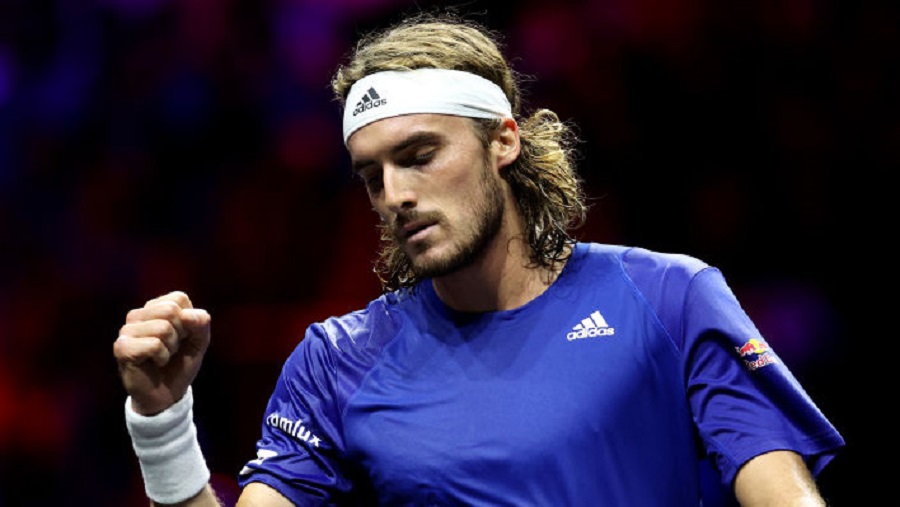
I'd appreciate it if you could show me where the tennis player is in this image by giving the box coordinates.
[114,12,844,506]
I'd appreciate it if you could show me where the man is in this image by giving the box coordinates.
[114,12,844,507]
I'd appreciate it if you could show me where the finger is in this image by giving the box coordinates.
[119,319,181,357]
[113,334,172,367]
[180,308,212,352]
[144,291,194,310]
[180,308,210,331]
[126,301,186,338]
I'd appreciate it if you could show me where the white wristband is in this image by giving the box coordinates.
[124,387,211,505]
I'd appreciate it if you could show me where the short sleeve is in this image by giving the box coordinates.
[237,325,356,505]
[682,268,845,487]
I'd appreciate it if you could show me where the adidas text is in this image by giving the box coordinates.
[568,310,614,341]
[353,98,386,116]
[567,327,615,341]
[353,87,386,116]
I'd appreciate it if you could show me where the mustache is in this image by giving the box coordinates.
[384,210,443,238]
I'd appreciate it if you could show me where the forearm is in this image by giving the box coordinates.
[126,387,213,506]
[151,485,222,507]
[734,450,826,506]
[116,293,217,506]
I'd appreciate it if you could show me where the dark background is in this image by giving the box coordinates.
[0,0,892,505]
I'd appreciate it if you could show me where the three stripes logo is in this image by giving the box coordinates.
[353,87,387,116]
[567,310,615,341]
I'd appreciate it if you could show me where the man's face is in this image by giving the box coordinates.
[348,114,506,279]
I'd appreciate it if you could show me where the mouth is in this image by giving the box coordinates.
[402,221,435,240]
[395,215,439,242]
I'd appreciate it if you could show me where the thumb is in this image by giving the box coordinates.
[180,308,211,349]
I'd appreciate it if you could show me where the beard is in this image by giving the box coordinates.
[385,159,506,281]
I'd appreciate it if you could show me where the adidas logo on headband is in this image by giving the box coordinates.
[342,69,513,144]
[353,87,387,117]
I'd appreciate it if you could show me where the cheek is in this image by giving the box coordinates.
[367,196,389,221]
[374,205,391,223]
[438,157,487,194]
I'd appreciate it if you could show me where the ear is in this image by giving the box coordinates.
[492,118,521,170]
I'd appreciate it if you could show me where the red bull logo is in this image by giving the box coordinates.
[736,338,768,356]
[735,338,777,371]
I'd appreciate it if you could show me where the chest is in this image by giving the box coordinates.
[341,297,684,498]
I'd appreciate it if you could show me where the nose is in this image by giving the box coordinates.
[381,165,417,213]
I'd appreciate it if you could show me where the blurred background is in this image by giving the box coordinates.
[0,0,893,505]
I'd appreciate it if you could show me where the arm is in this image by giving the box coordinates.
[114,291,224,506]
[115,292,345,507]
[671,267,844,498]
[146,482,293,507]
[734,450,826,507]
[151,485,221,507]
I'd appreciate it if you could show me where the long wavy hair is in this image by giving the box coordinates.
[331,12,587,293]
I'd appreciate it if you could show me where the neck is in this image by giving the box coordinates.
[432,219,568,313]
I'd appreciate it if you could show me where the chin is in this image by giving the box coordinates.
[409,244,479,280]
[409,253,452,278]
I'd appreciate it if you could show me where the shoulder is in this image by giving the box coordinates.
[577,241,711,279]
[297,289,414,358]
[274,291,412,385]
[623,245,709,276]
[575,243,725,329]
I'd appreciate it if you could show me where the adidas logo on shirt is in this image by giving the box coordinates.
[352,87,387,116]
[567,310,615,341]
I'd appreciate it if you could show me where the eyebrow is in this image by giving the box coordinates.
[351,131,443,174]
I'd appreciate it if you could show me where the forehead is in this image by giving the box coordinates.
[346,113,477,159]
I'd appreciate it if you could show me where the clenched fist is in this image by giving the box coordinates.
[113,291,211,416]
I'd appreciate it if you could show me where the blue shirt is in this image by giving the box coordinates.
[237,242,844,506]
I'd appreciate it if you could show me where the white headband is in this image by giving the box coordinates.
[342,68,513,144]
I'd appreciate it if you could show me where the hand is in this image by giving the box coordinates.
[113,291,211,416]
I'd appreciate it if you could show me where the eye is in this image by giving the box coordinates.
[365,173,383,192]
[414,152,434,165]
[402,150,435,168]
[355,168,382,192]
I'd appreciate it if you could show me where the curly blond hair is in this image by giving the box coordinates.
[332,12,587,292]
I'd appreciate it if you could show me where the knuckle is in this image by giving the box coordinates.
[148,319,176,340]
[169,290,191,306]
[150,338,167,354]
[112,336,128,356]
[158,301,180,319]
[146,300,180,321]
[125,308,143,324]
